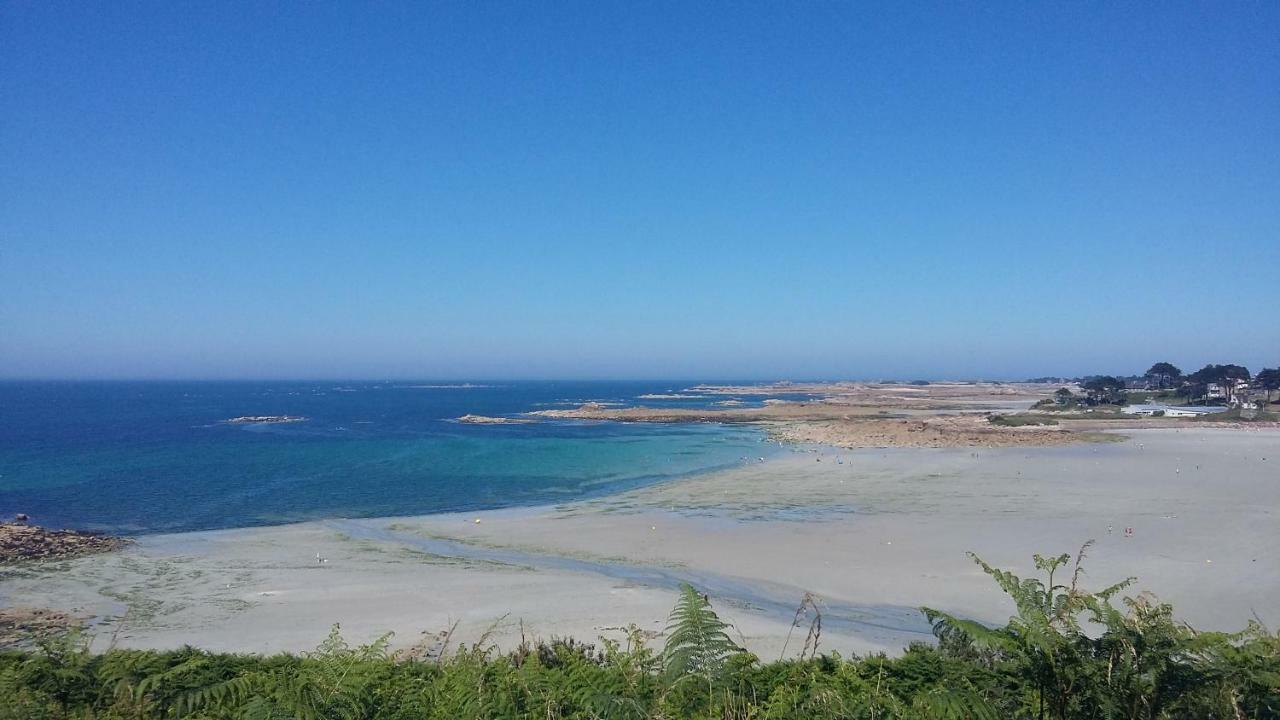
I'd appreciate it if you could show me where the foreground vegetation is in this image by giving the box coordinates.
[2,546,1276,719]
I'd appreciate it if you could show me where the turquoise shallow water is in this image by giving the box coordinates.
[0,381,784,534]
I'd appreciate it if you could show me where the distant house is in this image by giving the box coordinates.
[1204,379,1252,400]
[1122,404,1225,418]
[1237,386,1266,408]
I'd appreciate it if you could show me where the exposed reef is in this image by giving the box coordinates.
[457,414,536,425]
[0,521,130,564]
[224,415,308,425]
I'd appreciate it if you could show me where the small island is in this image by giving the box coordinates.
[456,414,536,425]
[223,415,308,425]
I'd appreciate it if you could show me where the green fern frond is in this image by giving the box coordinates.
[661,583,744,683]
[911,686,999,720]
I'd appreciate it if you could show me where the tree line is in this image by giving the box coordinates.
[1064,362,1280,406]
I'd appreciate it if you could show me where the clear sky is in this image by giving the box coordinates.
[2,2,1277,380]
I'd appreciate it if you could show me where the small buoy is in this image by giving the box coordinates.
[1206,559,1212,564]
[473,518,482,524]
[650,526,656,531]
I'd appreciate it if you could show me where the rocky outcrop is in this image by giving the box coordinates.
[457,414,535,425]
[224,415,307,424]
[0,522,130,564]
[0,607,81,648]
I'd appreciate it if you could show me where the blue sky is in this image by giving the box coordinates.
[2,2,1277,380]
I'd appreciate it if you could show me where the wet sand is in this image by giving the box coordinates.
[0,427,1275,658]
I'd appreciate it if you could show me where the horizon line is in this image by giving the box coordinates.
[0,375,1078,384]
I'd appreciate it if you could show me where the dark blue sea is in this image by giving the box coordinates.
[0,381,794,534]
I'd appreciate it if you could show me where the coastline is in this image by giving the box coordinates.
[2,426,1276,658]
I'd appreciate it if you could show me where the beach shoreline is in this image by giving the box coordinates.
[1,426,1276,659]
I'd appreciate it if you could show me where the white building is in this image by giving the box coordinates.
[1122,404,1225,418]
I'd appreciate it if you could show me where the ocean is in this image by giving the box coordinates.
[0,381,789,534]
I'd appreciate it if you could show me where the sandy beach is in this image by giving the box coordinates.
[1,427,1276,659]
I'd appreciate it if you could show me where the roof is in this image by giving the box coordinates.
[1122,404,1224,415]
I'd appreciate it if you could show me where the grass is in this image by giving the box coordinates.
[1032,401,1129,414]
[987,415,1058,427]
[1043,408,1131,420]
[1121,390,1191,406]
[1075,431,1128,444]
